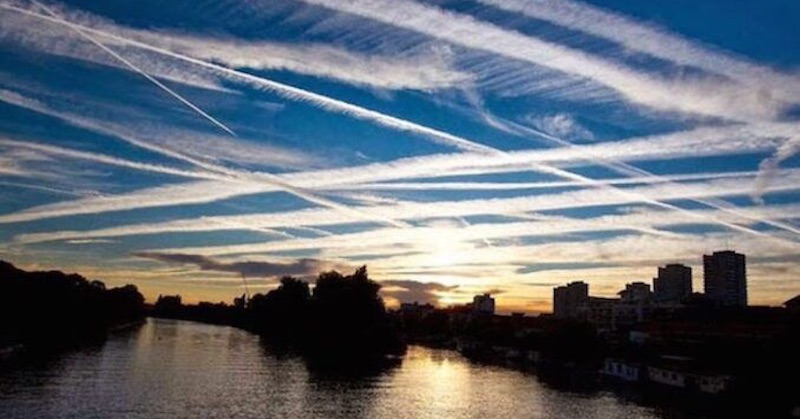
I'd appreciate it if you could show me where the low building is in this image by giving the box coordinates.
[648,366,688,388]
[696,374,733,395]
[602,358,642,382]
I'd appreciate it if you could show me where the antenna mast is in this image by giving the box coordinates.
[240,273,251,303]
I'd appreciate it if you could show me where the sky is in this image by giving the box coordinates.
[1,0,799,313]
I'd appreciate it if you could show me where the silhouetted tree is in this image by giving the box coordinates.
[306,266,404,359]
[153,295,183,317]
[245,266,405,360]
[0,261,145,349]
[249,276,310,341]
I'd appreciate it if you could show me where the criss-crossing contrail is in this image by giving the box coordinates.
[29,0,237,137]
[2,2,791,243]
[477,0,800,104]
[9,2,410,230]
[485,112,800,237]
[298,0,780,122]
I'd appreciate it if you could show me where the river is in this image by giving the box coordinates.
[0,318,674,418]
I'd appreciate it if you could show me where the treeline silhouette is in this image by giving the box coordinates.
[152,295,245,327]
[152,266,406,362]
[0,261,145,350]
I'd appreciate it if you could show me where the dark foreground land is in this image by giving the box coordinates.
[0,261,145,355]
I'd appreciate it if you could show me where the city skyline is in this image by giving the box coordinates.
[551,249,760,329]
[1,0,800,313]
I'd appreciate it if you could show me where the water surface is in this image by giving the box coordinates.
[0,318,667,418]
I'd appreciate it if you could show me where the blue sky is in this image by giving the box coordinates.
[1,0,799,312]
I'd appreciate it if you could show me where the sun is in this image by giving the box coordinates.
[427,232,471,267]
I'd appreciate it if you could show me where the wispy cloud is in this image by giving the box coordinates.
[754,136,800,204]
[0,88,410,229]
[526,113,594,143]
[158,34,471,91]
[6,1,793,242]
[0,88,317,171]
[1,127,790,227]
[129,203,800,263]
[478,0,800,105]
[0,180,264,223]
[133,251,349,278]
[0,1,228,92]
[299,0,788,121]
[26,178,800,252]
[380,279,459,306]
[1,0,470,92]
[29,0,237,136]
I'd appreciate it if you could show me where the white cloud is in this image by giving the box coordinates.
[14,172,800,246]
[1,114,793,231]
[0,1,471,92]
[299,0,788,121]
[478,0,800,106]
[125,204,800,258]
[9,0,787,240]
[0,2,230,92]
[158,35,471,91]
[754,136,800,203]
[0,88,411,229]
[526,113,595,142]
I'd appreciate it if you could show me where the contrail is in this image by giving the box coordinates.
[0,3,493,153]
[0,47,409,229]
[298,0,780,122]
[211,218,296,239]
[456,216,493,248]
[290,225,335,237]
[325,170,764,191]
[483,111,800,237]
[0,180,86,197]
[0,137,224,181]
[29,0,237,137]
[478,0,800,104]
[1,3,789,241]
[0,133,408,228]
[300,0,800,238]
